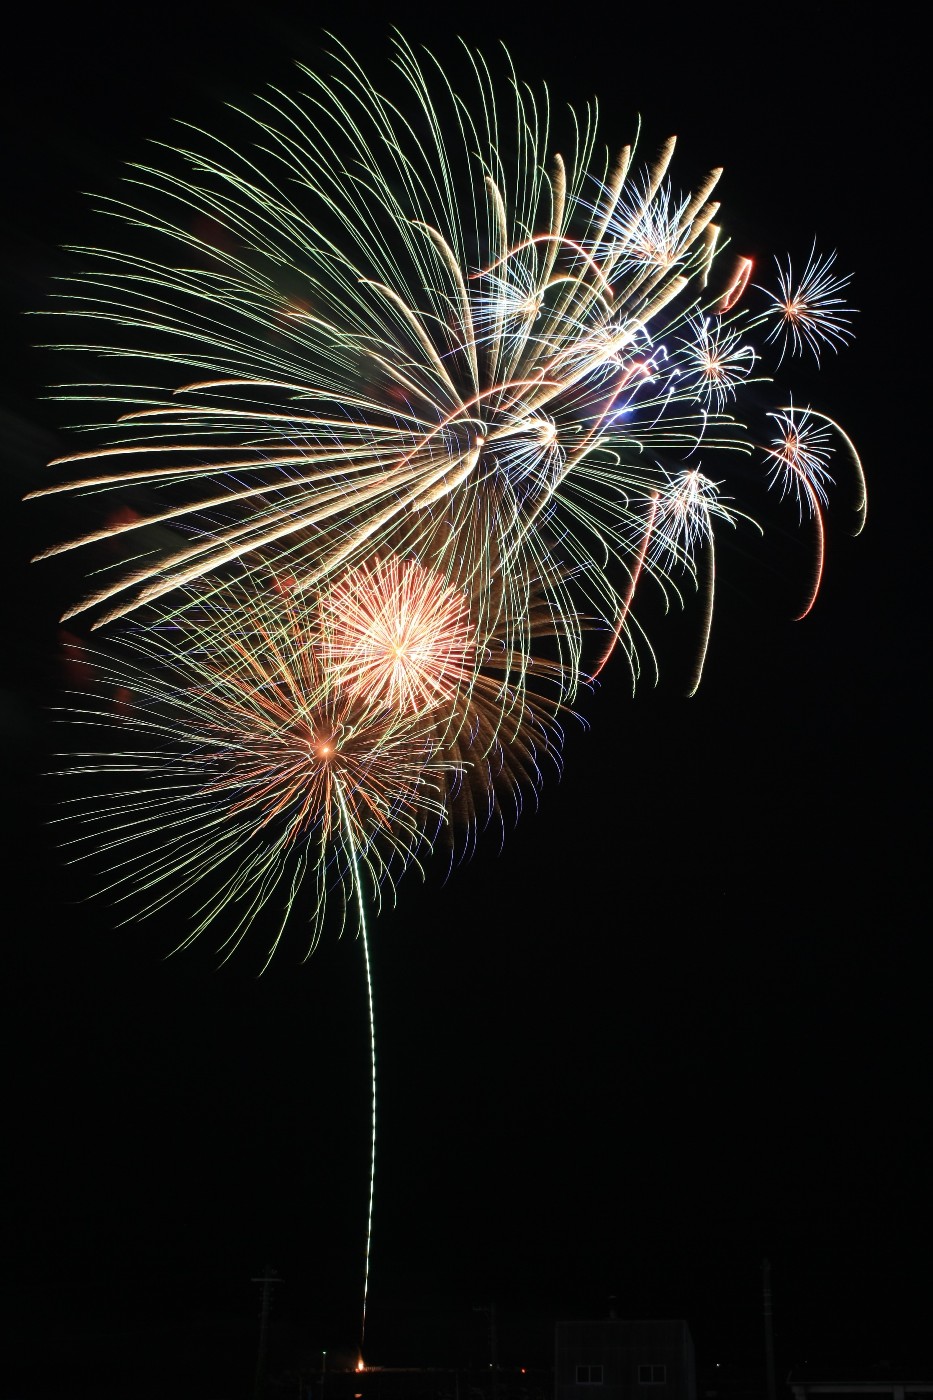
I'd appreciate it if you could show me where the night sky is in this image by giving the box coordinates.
[2,4,927,1398]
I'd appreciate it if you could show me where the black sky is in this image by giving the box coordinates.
[2,4,927,1398]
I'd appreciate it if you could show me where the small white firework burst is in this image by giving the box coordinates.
[602,178,695,272]
[759,245,854,363]
[468,257,548,354]
[676,313,757,410]
[650,467,736,569]
[764,405,835,516]
[489,411,566,492]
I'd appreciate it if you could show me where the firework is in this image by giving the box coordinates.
[61,557,569,931]
[317,550,568,847]
[35,35,867,1357]
[756,244,855,364]
[26,35,857,699]
[762,404,867,619]
[59,587,452,966]
[322,554,475,714]
[674,313,758,411]
[765,406,835,518]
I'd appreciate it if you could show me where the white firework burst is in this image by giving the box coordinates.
[757,244,854,363]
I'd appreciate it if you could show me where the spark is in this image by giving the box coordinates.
[651,468,738,569]
[764,404,834,517]
[587,169,699,273]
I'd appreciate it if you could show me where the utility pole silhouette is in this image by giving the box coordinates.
[252,1265,281,1400]
[474,1302,498,1400]
[762,1258,777,1400]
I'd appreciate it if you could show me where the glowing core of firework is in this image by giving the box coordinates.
[324,556,474,715]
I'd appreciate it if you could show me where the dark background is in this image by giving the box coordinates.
[2,3,926,1397]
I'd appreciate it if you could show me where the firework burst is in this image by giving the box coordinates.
[675,312,758,410]
[322,555,475,714]
[30,42,862,684]
[20,39,771,689]
[757,244,855,364]
[762,403,866,619]
[60,588,451,967]
[764,405,835,517]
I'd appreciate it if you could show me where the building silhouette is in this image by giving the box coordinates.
[555,1319,696,1400]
